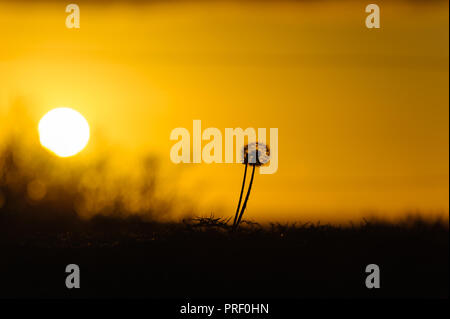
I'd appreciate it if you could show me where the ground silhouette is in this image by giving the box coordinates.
[0,212,448,298]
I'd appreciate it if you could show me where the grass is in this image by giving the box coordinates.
[0,212,448,298]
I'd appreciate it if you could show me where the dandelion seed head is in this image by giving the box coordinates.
[241,142,270,166]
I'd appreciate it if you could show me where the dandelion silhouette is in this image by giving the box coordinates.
[232,142,270,231]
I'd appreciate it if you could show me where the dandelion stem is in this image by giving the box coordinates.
[233,163,248,228]
[235,164,256,229]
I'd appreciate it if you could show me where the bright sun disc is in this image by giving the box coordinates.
[38,107,90,157]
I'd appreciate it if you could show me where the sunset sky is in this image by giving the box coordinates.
[0,0,448,222]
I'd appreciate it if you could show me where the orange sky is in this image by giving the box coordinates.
[0,0,448,222]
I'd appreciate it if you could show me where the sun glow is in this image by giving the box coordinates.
[38,107,90,157]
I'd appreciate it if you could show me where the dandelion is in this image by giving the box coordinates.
[232,142,270,231]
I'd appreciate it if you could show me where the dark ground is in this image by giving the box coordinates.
[0,213,448,299]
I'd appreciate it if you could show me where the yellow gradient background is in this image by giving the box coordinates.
[0,1,448,222]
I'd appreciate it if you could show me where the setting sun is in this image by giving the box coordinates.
[38,107,90,157]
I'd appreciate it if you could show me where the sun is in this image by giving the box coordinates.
[38,107,90,157]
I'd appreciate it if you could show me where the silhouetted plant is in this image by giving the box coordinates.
[232,142,270,231]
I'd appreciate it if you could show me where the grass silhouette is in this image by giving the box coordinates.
[0,210,448,298]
